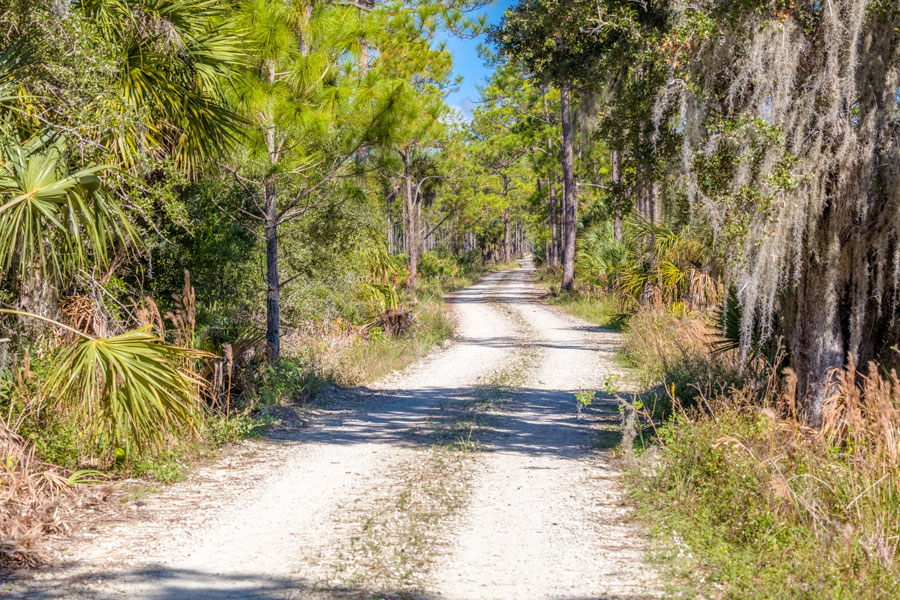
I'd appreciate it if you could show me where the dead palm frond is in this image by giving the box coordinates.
[165,270,196,347]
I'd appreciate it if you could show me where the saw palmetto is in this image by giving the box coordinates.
[46,326,210,457]
[1,309,210,457]
[0,133,134,282]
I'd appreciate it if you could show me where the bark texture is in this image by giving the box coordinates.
[560,84,577,292]
[264,175,280,363]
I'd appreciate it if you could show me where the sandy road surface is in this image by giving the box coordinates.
[6,263,658,600]
[430,264,657,599]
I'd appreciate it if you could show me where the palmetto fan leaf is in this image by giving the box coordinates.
[576,222,628,288]
[0,133,134,281]
[45,326,209,455]
[658,260,687,301]
[84,0,246,173]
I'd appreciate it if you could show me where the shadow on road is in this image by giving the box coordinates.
[275,383,626,459]
[6,565,654,600]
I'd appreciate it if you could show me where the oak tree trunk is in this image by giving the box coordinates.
[789,231,844,427]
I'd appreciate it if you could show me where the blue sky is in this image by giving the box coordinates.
[441,0,516,120]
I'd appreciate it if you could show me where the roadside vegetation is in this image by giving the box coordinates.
[2,0,899,596]
[618,306,900,598]
[543,229,900,596]
[0,0,522,568]
[485,2,900,597]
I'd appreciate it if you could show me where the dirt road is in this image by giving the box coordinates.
[8,263,658,599]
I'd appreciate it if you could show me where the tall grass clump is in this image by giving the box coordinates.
[627,312,900,598]
[623,307,743,416]
[277,297,453,390]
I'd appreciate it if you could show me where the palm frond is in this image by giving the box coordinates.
[712,290,743,354]
[0,133,135,281]
[46,326,210,456]
[84,0,246,174]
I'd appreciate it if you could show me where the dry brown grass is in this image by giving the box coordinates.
[279,300,452,390]
[0,418,117,568]
[624,308,721,379]
[624,306,900,595]
[623,308,747,416]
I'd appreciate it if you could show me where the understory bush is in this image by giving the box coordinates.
[277,294,454,389]
[625,309,900,598]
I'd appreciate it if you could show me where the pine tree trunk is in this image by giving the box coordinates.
[559,175,567,269]
[299,3,312,56]
[385,189,394,254]
[417,200,422,254]
[611,148,623,241]
[264,174,280,363]
[264,59,281,363]
[358,1,372,77]
[515,222,521,258]
[560,84,577,292]
[503,207,511,264]
[549,179,560,267]
[403,152,418,292]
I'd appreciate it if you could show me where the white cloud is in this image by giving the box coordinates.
[443,96,477,125]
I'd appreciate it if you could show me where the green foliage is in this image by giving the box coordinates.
[0,134,134,281]
[575,221,628,291]
[45,327,207,458]
[574,388,595,408]
[202,411,269,446]
[359,241,404,318]
[257,358,326,406]
[490,0,623,87]
[623,218,717,309]
[419,252,460,279]
[713,288,781,363]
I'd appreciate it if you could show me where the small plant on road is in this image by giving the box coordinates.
[604,373,621,396]
[575,388,596,419]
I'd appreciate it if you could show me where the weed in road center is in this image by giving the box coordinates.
[327,444,474,596]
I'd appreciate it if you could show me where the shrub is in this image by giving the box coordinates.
[419,252,460,279]
[630,358,900,598]
[46,327,209,461]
